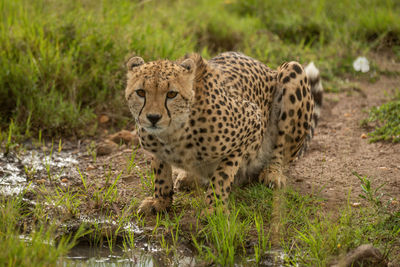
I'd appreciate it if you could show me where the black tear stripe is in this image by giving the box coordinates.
[164,97,171,118]
[138,80,147,119]
[138,97,146,119]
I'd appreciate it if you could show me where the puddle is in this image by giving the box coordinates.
[64,242,197,267]
[0,148,79,195]
[65,244,152,267]
[249,250,287,267]
[79,215,145,235]
[70,216,197,266]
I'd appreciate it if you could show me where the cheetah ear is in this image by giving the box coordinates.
[126,56,145,71]
[180,58,195,73]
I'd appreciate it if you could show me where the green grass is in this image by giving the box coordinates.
[0,195,88,267]
[1,0,400,265]
[281,176,400,266]
[193,205,251,266]
[362,90,400,143]
[1,0,399,135]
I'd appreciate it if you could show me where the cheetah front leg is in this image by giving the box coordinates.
[138,157,173,215]
[205,152,242,213]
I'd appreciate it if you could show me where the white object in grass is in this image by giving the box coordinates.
[353,56,370,73]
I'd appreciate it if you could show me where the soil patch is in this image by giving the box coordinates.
[288,61,400,211]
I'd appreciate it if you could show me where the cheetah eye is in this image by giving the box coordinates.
[166,91,178,99]
[136,89,146,98]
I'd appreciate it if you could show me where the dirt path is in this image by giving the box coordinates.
[288,58,400,210]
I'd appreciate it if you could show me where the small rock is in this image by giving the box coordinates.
[122,175,136,183]
[96,141,118,156]
[99,115,110,124]
[361,133,367,139]
[86,164,96,171]
[333,244,387,267]
[109,130,139,146]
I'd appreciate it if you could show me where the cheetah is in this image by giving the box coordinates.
[125,52,323,214]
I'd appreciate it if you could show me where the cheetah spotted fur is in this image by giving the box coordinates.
[125,52,323,214]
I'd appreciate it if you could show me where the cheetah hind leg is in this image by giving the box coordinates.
[258,163,287,189]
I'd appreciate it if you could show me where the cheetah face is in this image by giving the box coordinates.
[125,56,196,135]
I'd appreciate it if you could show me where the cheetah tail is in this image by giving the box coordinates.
[305,62,323,129]
[296,62,323,157]
[297,62,323,157]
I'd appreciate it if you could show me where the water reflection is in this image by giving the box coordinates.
[0,149,79,195]
[65,243,196,267]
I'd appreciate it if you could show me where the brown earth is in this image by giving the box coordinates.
[288,59,400,211]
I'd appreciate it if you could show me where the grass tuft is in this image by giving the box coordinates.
[363,90,400,143]
[0,196,88,267]
[193,204,250,266]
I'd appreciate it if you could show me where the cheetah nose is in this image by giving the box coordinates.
[146,114,162,125]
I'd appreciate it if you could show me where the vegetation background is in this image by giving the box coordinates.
[1,0,399,137]
[0,0,399,266]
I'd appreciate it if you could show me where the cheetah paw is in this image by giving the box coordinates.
[259,168,287,189]
[137,197,172,215]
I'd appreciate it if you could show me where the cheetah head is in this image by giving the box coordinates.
[125,56,197,135]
